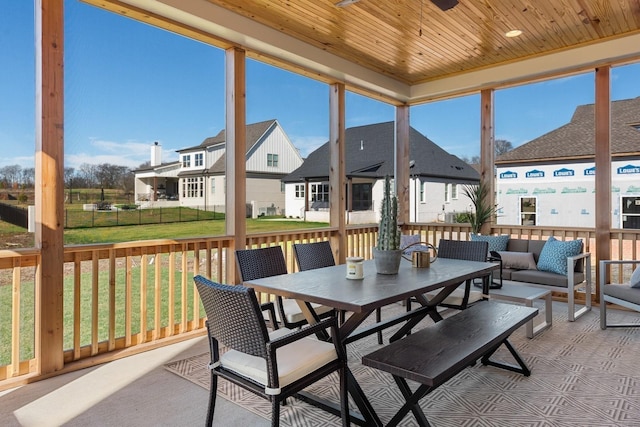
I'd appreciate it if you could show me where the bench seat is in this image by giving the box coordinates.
[362,301,537,426]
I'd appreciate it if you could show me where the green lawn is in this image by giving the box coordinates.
[1,216,329,365]
[63,218,329,244]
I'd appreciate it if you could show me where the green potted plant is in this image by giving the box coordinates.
[462,182,496,234]
[373,175,402,274]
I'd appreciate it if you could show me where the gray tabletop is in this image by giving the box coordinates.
[246,258,498,313]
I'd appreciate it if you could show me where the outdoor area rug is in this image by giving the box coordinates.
[165,301,640,426]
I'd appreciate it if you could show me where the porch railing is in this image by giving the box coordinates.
[1,223,639,389]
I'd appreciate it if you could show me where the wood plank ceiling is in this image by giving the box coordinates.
[203,0,640,84]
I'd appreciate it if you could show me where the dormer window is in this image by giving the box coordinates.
[182,154,191,168]
[195,153,203,167]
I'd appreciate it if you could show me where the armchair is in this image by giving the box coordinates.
[599,260,640,329]
[194,275,349,426]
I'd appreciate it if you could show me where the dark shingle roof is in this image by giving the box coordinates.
[283,121,478,184]
[496,96,640,164]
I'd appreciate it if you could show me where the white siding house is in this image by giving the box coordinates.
[496,96,640,229]
[283,122,479,224]
[134,120,303,216]
[176,119,302,216]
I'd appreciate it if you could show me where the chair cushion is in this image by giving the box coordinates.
[470,234,509,254]
[220,327,338,389]
[426,286,483,306]
[536,237,582,275]
[604,284,640,305]
[497,251,537,270]
[631,266,640,288]
[280,299,334,324]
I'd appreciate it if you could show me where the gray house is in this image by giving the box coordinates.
[283,121,479,224]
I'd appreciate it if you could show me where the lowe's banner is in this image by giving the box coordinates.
[526,169,545,178]
[617,164,640,174]
[500,171,518,179]
[553,168,574,177]
[584,166,596,176]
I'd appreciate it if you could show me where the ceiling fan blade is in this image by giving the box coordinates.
[430,0,458,11]
[335,0,361,7]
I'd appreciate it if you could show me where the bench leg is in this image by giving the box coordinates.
[387,378,432,427]
[481,338,531,376]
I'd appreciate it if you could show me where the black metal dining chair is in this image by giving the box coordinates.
[194,275,349,427]
[432,239,490,310]
[293,241,384,344]
[236,245,335,329]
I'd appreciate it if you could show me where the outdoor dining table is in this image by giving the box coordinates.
[244,257,498,426]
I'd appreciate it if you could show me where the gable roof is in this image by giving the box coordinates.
[176,119,281,175]
[177,119,276,154]
[496,97,640,164]
[283,121,478,184]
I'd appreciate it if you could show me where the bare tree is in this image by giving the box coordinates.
[78,163,98,188]
[20,167,35,188]
[495,139,514,156]
[0,164,22,187]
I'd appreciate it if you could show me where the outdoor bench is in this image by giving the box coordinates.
[475,235,592,321]
[362,300,537,427]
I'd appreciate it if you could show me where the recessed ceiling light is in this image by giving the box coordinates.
[505,29,523,38]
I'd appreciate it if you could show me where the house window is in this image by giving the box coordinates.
[281,181,285,192]
[267,153,279,167]
[295,184,305,199]
[419,181,426,203]
[351,183,372,211]
[520,197,537,226]
[182,177,203,198]
[444,184,450,203]
[182,155,191,168]
[311,183,329,202]
[195,153,203,167]
[451,184,458,200]
[211,178,215,194]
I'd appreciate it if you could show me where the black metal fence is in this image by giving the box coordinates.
[64,206,225,229]
[0,203,28,228]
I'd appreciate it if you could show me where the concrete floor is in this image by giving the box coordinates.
[0,336,269,427]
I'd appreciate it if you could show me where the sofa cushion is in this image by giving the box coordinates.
[526,240,547,262]
[505,239,529,253]
[537,237,583,275]
[471,234,509,254]
[510,269,585,288]
[497,251,537,270]
[631,266,640,288]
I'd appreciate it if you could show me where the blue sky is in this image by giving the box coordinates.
[2,0,640,170]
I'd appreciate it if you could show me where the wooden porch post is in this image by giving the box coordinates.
[329,83,346,263]
[396,105,410,225]
[225,47,246,283]
[594,66,611,294]
[480,89,495,235]
[35,0,65,374]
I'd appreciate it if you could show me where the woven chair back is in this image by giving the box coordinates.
[437,239,489,262]
[293,241,335,271]
[194,275,269,358]
[235,246,288,281]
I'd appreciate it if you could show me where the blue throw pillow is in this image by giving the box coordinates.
[537,237,582,275]
[470,234,509,254]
